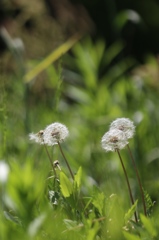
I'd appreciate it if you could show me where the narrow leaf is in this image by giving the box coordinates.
[60,172,73,197]
[24,33,82,83]
[140,214,157,237]
[124,200,138,223]
[123,231,140,240]
[74,166,82,189]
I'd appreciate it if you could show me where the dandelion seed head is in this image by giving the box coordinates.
[101,129,128,152]
[43,122,69,146]
[110,118,135,139]
[29,130,44,145]
[53,160,61,170]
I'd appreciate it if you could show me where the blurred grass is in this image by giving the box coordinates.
[24,33,82,83]
[1,34,159,239]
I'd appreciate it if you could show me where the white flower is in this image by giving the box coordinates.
[29,130,45,145]
[0,161,9,183]
[101,129,128,152]
[110,118,135,139]
[43,122,69,146]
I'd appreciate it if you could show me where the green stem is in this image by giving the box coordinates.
[44,144,57,180]
[127,144,147,216]
[58,142,74,180]
[117,149,138,223]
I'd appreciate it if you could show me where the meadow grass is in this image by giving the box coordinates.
[0,37,159,240]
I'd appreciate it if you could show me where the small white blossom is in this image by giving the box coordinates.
[43,122,69,146]
[29,130,44,145]
[110,118,135,139]
[0,161,9,183]
[101,129,128,152]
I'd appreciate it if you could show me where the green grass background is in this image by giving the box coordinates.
[1,29,159,240]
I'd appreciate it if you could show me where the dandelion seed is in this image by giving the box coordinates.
[101,129,128,152]
[29,130,44,145]
[110,118,135,139]
[43,122,69,146]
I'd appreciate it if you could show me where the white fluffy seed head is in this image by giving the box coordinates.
[43,122,69,146]
[110,118,135,139]
[101,129,128,152]
[29,130,45,145]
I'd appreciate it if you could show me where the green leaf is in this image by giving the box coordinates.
[74,166,82,190]
[28,213,46,237]
[86,221,100,240]
[24,33,81,82]
[124,200,138,223]
[123,231,140,240]
[143,189,154,214]
[60,172,73,198]
[140,214,157,237]
[3,211,22,225]
[92,191,105,215]
[63,219,78,230]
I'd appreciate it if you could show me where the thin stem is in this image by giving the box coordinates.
[127,144,147,216]
[58,141,74,180]
[44,144,57,179]
[117,149,138,223]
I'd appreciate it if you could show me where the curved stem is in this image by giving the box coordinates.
[127,144,147,216]
[58,142,74,180]
[117,149,138,222]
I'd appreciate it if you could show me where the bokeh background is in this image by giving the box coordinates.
[1,0,159,219]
